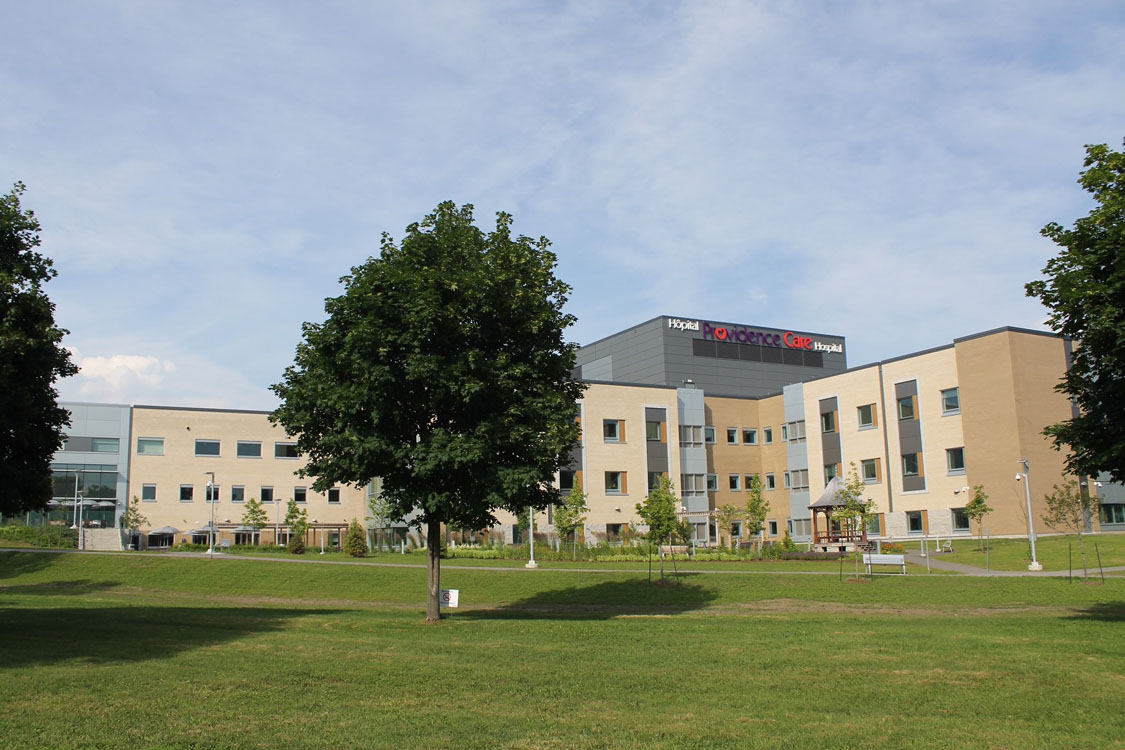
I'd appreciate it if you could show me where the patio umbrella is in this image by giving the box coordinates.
[149,526,180,535]
[96,501,116,508]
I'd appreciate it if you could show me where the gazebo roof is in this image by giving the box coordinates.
[809,476,845,508]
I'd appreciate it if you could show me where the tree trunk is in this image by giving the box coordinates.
[426,518,442,622]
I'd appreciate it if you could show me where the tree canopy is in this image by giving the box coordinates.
[270,201,584,619]
[0,182,77,515]
[1026,140,1125,482]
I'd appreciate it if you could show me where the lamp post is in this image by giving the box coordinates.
[205,471,216,558]
[1017,459,1042,571]
[525,506,538,569]
[70,473,80,529]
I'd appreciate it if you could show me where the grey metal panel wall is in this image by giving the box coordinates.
[783,384,812,522]
[57,402,132,526]
[644,407,669,474]
[893,380,925,492]
[578,316,847,398]
[581,355,613,381]
[819,397,841,467]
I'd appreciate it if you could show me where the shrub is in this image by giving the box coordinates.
[287,535,306,555]
[0,524,77,549]
[344,519,368,558]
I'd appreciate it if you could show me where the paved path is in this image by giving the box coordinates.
[4,546,1123,578]
[903,550,1125,577]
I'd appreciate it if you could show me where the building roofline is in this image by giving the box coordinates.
[578,314,846,351]
[133,404,274,416]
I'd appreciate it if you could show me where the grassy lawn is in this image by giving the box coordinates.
[1,551,1122,749]
[940,532,1125,572]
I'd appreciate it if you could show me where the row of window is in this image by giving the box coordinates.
[679,425,778,448]
[818,388,961,436]
[143,483,340,504]
[137,438,299,459]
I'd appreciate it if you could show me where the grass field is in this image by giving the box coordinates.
[1,551,1122,749]
[940,532,1125,572]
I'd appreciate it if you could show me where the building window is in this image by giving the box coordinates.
[947,447,966,474]
[765,473,776,490]
[785,420,806,442]
[294,487,307,504]
[952,508,970,532]
[768,520,778,536]
[195,440,220,457]
[1100,504,1125,524]
[763,427,773,444]
[205,484,219,503]
[902,453,920,477]
[681,474,706,495]
[784,472,792,489]
[781,424,789,441]
[729,474,741,491]
[941,388,960,414]
[261,487,274,503]
[706,474,718,492]
[742,428,757,445]
[137,438,164,455]
[857,404,875,429]
[605,471,625,494]
[679,425,703,447]
[726,428,738,445]
[328,488,340,504]
[180,485,194,503]
[237,441,262,458]
[786,470,809,491]
[897,396,915,421]
[91,438,119,453]
[906,511,924,534]
[703,426,716,444]
[821,412,836,434]
[648,472,663,490]
[603,420,623,443]
[646,421,662,442]
[866,514,881,536]
[861,458,880,483]
[825,463,839,482]
[731,521,742,538]
[231,486,244,503]
[274,443,299,459]
[559,470,575,492]
[141,484,156,502]
[744,474,757,489]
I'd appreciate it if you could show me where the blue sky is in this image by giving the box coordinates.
[3,1,1123,409]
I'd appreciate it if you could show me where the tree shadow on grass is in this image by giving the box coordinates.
[0,605,339,668]
[0,549,62,581]
[0,579,121,597]
[455,575,719,620]
[1065,601,1125,622]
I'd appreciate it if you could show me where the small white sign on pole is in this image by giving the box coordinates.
[440,589,460,608]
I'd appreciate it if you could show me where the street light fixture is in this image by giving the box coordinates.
[205,471,216,558]
[1016,459,1042,571]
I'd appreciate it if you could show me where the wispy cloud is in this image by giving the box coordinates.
[2,1,1122,406]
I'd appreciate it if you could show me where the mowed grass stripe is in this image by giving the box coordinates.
[0,552,1122,749]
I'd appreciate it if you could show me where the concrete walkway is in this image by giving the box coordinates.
[903,550,1125,577]
[4,546,1123,578]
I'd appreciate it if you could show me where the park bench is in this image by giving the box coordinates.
[863,552,907,575]
[219,539,232,552]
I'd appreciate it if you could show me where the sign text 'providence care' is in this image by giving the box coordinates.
[668,317,843,354]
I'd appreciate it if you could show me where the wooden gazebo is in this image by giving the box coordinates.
[809,476,867,552]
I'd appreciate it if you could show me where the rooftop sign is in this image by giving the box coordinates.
[668,317,843,354]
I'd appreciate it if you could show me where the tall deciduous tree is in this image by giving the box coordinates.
[0,182,77,515]
[271,202,584,621]
[714,504,743,551]
[1026,141,1125,482]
